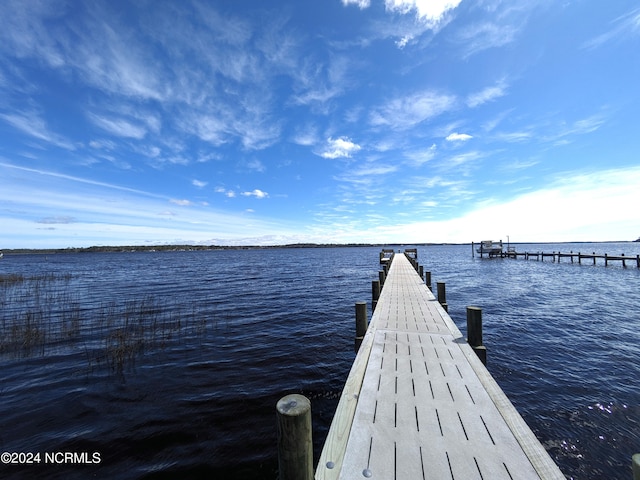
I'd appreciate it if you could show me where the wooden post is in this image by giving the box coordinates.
[378,270,386,289]
[276,394,313,480]
[425,271,432,291]
[605,253,608,266]
[472,241,475,258]
[372,280,380,311]
[466,306,487,366]
[633,453,640,480]
[637,255,640,268]
[419,265,424,279]
[355,301,367,353]
[437,282,448,312]
[622,254,626,268]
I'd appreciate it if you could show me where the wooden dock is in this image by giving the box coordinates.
[315,251,564,480]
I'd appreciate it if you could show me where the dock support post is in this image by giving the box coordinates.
[372,280,380,311]
[605,253,608,266]
[437,282,448,312]
[419,265,424,280]
[425,271,431,291]
[467,306,487,365]
[633,453,640,480]
[379,270,386,289]
[276,394,313,480]
[472,241,474,258]
[355,301,368,352]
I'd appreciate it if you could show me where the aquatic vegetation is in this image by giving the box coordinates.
[0,273,209,374]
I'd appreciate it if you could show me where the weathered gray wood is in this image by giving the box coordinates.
[633,453,640,480]
[277,394,313,480]
[316,253,564,480]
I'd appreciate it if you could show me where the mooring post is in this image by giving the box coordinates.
[425,271,432,291]
[472,241,475,258]
[633,453,640,480]
[372,280,380,311]
[419,265,424,279]
[276,394,313,480]
[437,282,448,312]
[378,270,386,289]
[467,306,487,365]
[355,301,368,353]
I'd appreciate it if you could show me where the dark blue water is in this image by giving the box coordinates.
[0,244,638,479]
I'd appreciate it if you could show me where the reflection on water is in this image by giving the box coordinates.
[1,244,639,479]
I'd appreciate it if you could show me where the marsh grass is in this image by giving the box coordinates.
[0,272,210,375]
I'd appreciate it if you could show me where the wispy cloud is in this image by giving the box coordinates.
[0,110,75,150]
[467,80,508,108]
[170,199,192,206]
[88,113,147,139]
[456,22,517,58]
[370,89,456,130]
[582,7,640,49]
[37,216,76,224]
[404,144,437,166]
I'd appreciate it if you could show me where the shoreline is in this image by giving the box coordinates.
[2,239,639,255]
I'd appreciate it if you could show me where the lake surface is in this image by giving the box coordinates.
[1,244,639,479]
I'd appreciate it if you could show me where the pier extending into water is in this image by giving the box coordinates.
[310,250,564,480]
[472,241,640,267]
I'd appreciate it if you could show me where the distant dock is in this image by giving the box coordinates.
[311,250,564,479]
[473,241,640,268]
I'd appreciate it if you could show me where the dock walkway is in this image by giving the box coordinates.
[316,253,564,480]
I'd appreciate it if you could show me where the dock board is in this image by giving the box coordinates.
[316,253,564,480]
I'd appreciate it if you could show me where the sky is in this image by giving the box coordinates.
[1,0,640,248]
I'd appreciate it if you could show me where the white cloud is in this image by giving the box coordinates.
[170,199,192,206]
[320,136,362,159]
[457,22,518,57]
[583,7,640,49]
[467,80,508,108]
[192,180,207,188]
[370,90,456,130]
[385,0,462,25]
[0,110,75,150]
[342,0,371,8]
[404,144,437,166]
[89,113,147,139]
[446,132,473,142]
[241,189,269,199]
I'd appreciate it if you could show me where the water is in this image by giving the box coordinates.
[0,244,639,479]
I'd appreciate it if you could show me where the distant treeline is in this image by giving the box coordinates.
[3,243,428,255]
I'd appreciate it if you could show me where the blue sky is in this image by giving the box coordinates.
[1,0,640,248]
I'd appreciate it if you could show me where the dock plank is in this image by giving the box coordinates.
[316,253,565,480]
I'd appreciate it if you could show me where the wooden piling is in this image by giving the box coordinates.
[437,281,448,312]
[378,270,386,288]
[467,306,487,365]
[276,394,313,480]
[355,301,368,352]
[419,265,424,279]
[425,271,431,291]
[372,280,380,312]
[633,453,640,480]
